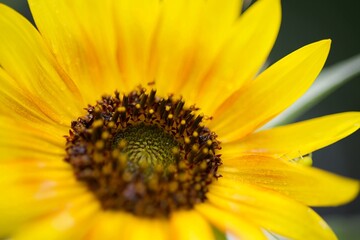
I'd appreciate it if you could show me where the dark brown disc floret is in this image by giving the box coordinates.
[65,87,221,218]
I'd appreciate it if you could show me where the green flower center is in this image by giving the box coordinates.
[113,123,179,177]
[65,87,221,218]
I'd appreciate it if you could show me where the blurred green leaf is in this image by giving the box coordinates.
[325,215,360,240]
[212,226,227,240]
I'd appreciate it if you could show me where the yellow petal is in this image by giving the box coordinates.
[86,212,130,240]
[0,116,66,159]
[29,0,125,104]
[209,181,337,240]
[196,203,266,240]
[151,0,214,97]
[12,193,100,240]
[222,112,360,159]
[170,210,215,240]
[0,158,76,184]
[203,0,242,29]
[29,0,162,103]
[113,0,160,89]
[0,159,87,237]
[0,69,55,125]
[120,215,169,240]
[209,40,331,142]
[0,4,84,123]
[152,0,242,100]
[194,0,281,115]
[0,186,87,238]
[220,155,359,206]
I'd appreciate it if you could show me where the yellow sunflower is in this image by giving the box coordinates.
[0,0,359,239]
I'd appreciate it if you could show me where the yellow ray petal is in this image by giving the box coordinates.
[204,0,242,29]
[113,0,160,89]
[170,210,215,240]
[0,186,87,238]
[0,4,84,123]
[29,0,162,102]
[0,69,56,125]
[196,203,266,240]
[194,0,281,115]
[220,155,359,206]
[12,193,100,240]
[85,212,130,240]
[0,158,77,184]
[210,40,331,142]
[0,159,87,237]
[151,0,212,97]
[120,215,169,240]
[152,0,241,100]
[28,0,130,104]
[0,116,66,159]
[208,181,337,240]
[222,112,360,159]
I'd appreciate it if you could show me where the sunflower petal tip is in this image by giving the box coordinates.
[304,39,331,57]
[322,38,332,44]
[352,111,360,119]
[330,176,360,206]
[345,111,360,129]
[316,39,331,52]
[344,179,360,204]
[324,38,332,47]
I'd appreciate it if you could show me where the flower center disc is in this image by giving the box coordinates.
[65,88,221,218]
[114,123,179,176]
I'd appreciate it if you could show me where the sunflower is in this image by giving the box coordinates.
[0,0,359,239]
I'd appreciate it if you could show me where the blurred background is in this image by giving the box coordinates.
[1,0,359,238]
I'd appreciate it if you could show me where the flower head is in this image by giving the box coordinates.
[0,0,359,239]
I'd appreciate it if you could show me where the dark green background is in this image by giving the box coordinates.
[1,0,359,237]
